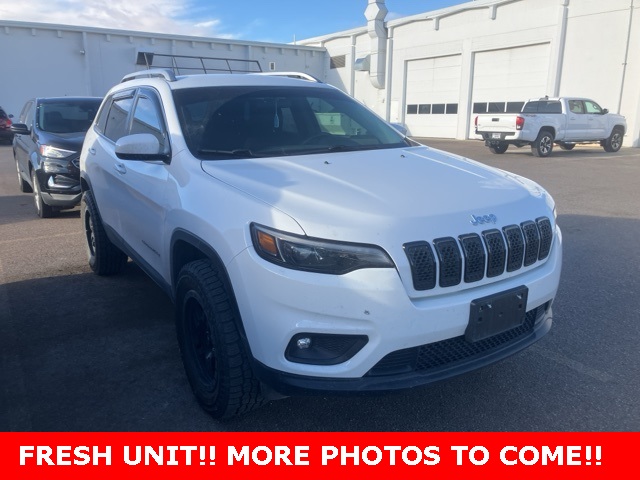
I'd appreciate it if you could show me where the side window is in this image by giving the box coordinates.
[131,94,167,150]
[104,96,134,142]
[568,100,584,114]
[584,100,603,114]
[94,98,112,134]
[19,100,34,125]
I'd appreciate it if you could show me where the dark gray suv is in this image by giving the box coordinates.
[12,97,102,217]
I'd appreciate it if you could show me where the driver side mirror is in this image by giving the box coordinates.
[10,123,30,135]
[602,108,609,115]
[115,133,170,163]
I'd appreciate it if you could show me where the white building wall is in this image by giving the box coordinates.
[2,1,638,147]
[0,20,326,120]
[300,0,640,147]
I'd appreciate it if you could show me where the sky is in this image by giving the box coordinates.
[0,1,469,44]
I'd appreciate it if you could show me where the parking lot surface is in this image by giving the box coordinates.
[1,139,639,431]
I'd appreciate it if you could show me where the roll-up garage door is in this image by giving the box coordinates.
[405,54,462,138]
[469,43,551,138]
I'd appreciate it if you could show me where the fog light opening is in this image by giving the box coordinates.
[285,333,368,365]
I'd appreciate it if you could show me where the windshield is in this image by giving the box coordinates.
[173,85,410,159]
[37,100,101,134]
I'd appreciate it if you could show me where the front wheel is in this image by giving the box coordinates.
[16,159,32,193]
[32,170,54,218]
[603,128,623,152]
[488,142,508,154]
[81,190,127,275]
[531,130,554,157]
[175,260,264,420]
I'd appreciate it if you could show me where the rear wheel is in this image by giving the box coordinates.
[175,260,264,420]
[603,128,623,152]
[81,190,128,275]
[488,142,508,154]
[32,170,54,218]
[531,130,554,157]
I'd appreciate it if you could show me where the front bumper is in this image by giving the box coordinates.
[34,164,81,208]
[253,307,552,395]
[227,227,562,392]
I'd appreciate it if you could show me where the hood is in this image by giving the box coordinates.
[36,130,88,152]
[201,145,553,242]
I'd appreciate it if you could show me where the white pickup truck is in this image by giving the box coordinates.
[475,97,626,157]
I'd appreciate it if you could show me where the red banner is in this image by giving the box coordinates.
[0,432,634,479]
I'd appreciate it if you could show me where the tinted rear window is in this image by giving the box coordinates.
[522,101,562,114]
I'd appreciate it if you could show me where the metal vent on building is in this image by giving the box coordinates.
[354,55,370,71]
[330,54,346,69]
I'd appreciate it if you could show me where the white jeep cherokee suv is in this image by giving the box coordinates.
[80,70,562,419]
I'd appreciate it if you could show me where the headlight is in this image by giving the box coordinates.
[251,223,395,275]
[39,145,76,159]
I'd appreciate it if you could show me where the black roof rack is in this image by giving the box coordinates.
[136,52,262,75]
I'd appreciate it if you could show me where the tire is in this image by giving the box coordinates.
[559,143,575,151]
[31,170,54,218]
[81,190,128,275]
[15,159,32,193]
[603,128,623,153]
[531,130,554,157]
[488,142,508,154]
[175,259,264,420]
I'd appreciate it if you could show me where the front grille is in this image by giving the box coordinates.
[482,229,506,278]
[521,221,540,266]
[366,303,549,377]
[537,217,553,260]
[433,237,462,287]
[404,241,436,291]
[403,217,553,291]
[504,225,525,272]
[459,234,485,283]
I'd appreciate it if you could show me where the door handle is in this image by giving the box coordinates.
[114,163,127,174]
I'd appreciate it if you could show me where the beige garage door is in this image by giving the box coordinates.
[404,54,462,138]
[469,43,551,138]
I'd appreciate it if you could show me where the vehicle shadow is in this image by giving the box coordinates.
[0,194,80,226]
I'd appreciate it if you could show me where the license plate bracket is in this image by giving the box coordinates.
[465,286,528,343]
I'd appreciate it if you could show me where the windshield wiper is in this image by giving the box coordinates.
[297,144,368,155]
[197,148,259,158]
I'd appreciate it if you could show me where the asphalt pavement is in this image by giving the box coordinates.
[1,139,639,431]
